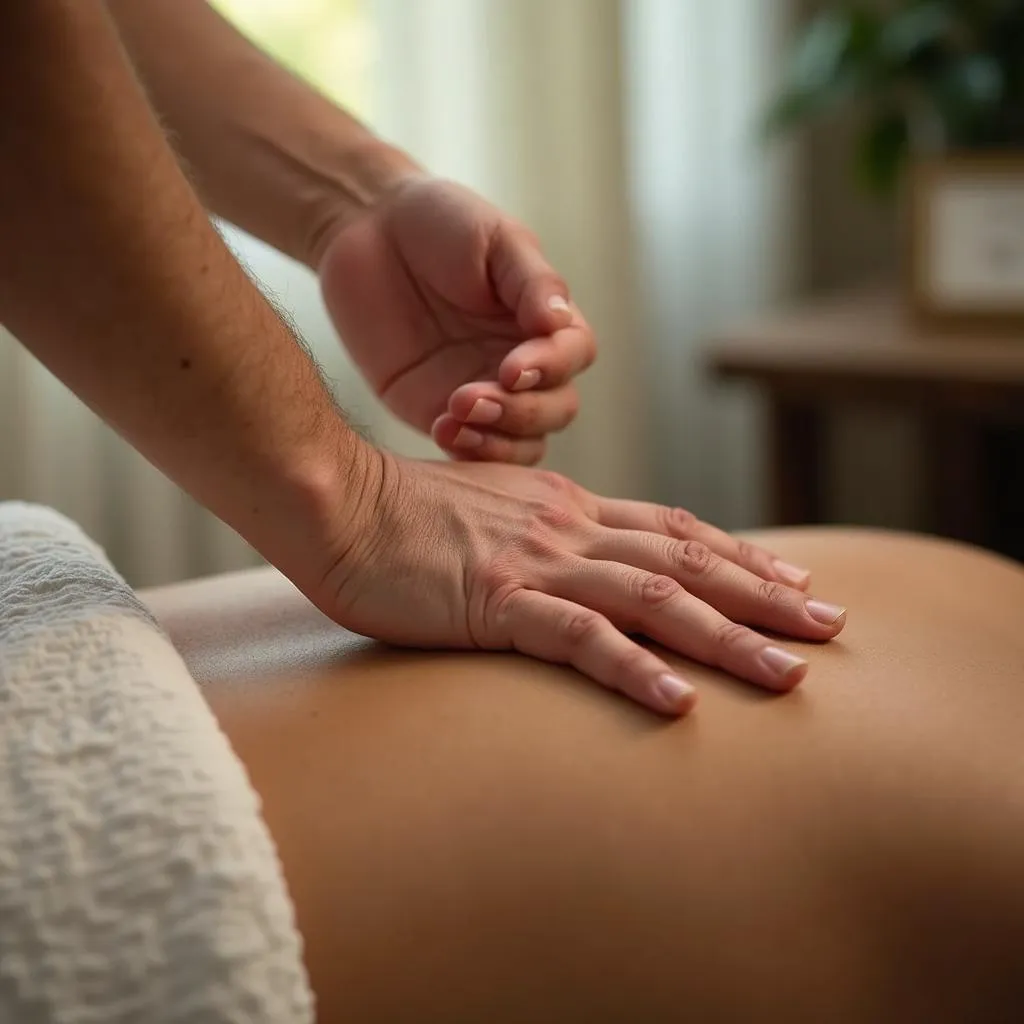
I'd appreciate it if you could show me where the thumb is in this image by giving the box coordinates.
[488,222,573,336]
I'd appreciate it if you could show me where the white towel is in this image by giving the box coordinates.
[0,503,313,1024]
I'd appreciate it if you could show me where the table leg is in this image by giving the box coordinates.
[768,397,824,527]
[923,415,987,546]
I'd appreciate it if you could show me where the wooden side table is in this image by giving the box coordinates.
[707,291,1024,557]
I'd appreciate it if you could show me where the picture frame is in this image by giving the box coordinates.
[909,156,1024,333]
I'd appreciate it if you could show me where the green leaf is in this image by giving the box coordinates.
[856,108,910,196]
[942,53,1005,107]
[878,2,955,66]
[788,9,861,89]
[926,53,1006,145]
[762,6,881,138]
[762,88,826,138]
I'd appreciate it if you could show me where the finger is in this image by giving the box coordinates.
[553,559,810,694]
[592,497,812,590]
[586,531,846,641]
[496,317,597,393]
[447,381,579,438]
[431,414,547,466]
[497,589,697,717]
[487,222,575,336]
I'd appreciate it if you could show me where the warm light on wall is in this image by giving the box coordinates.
[211,0,375,116]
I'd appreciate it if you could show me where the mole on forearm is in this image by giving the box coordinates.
[179,357,192,369]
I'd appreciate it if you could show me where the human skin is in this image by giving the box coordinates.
[0,0,844,714]
[145,528,1024,1024]
[104,0,592,463]
[0,0,366,581]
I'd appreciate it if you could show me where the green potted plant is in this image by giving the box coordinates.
[766,0,1024,195]
[766,0,1024,328]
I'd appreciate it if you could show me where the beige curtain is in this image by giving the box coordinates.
[623,0,798,528]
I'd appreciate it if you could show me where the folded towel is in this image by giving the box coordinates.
[0,503,313,1024]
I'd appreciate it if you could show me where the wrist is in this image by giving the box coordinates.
[267,424,388,597]
[300,138,425,270]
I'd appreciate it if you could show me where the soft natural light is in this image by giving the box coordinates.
[211,0,374,117]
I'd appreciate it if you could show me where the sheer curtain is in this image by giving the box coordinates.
[0,0,793,585]
[624,0,797,527]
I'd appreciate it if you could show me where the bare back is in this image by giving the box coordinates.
[145,528,1024,1024]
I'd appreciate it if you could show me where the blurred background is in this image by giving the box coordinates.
[1,0,1021,585]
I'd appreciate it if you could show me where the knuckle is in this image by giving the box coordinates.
[756,579,790,608]
[736,540,762,567]
[477,576,524,647]
[668,507,698,535]
[538,270,567,294]
[609,647,652,688]
[521,525,563,561]
[640,573,681,609]
[518,442,546,467]
[537,470,570,493]
[546,407,574,435]
[465,433,502,461]
[534,500,575,530]
[504,439,544,467]
[712,621,754,651]
[483,436,518,462]
[477,559,523,596]
[486,583,522,630]
[672,539,714,577]
[560,609,604,647]
[509,393,541,429]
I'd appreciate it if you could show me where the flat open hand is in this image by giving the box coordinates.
[315,453,846,717]
[318,177,594,465]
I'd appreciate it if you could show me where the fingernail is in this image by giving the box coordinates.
[453,426,484,449]
[512,368,542,391]
[654,673,696,713]
[547,295,571,315]
[466,398,503,425]
[773,559,811,587]
[760,646,808,685]
[805,600,846,625]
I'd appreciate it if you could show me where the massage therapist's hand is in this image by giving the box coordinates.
[318,177,594,465]
[315,451,847,717]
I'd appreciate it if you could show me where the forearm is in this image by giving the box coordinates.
[108,0,421,268]
[0,0,372,585]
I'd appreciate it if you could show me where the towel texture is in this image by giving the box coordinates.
[0,503,313,1023]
